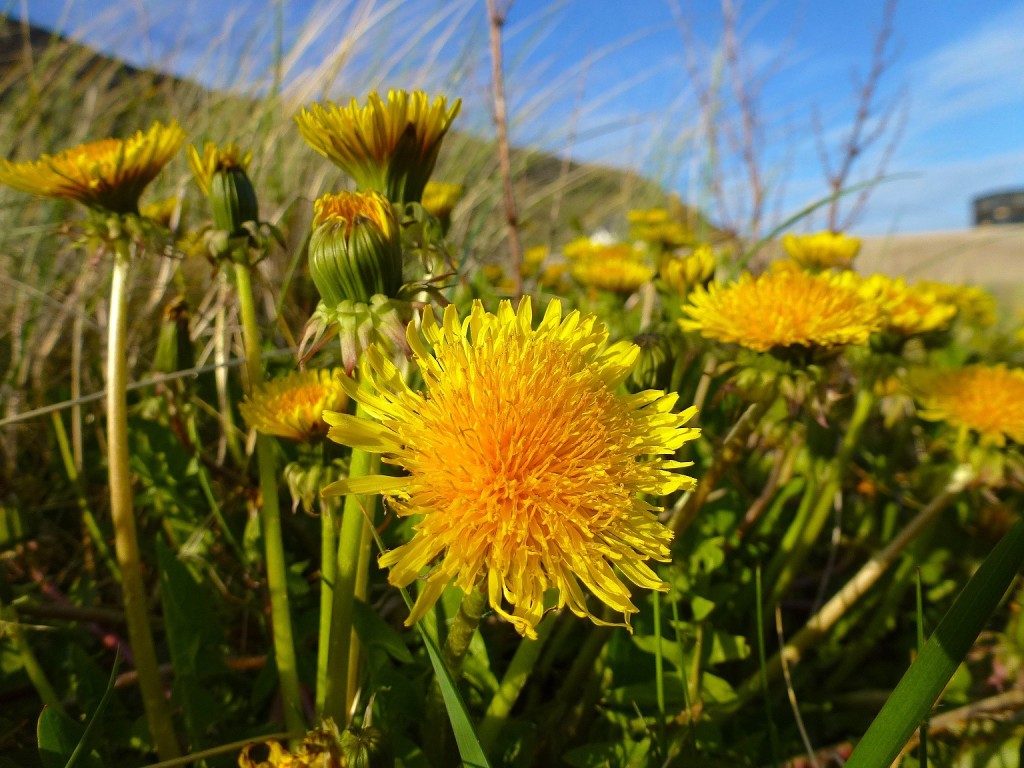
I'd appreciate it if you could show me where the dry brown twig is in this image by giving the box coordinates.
[485,0,524,298]
[813,0,908,231]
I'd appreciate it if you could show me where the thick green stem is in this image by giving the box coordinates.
[323,422,377,725]
[478,614,555,749]
[233,260,304,738]
[107,254,180,760]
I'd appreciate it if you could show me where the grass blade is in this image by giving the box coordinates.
[844,514,1024,767]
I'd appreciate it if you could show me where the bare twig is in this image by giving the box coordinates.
[485,0,524,298]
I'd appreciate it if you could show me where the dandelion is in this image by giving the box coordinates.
[912,364,1024,447]
[308,190,402,306]
[781,231,861,270]
[659,244,717,296]
[323,298,699,638]
[295,90,461,205]
[681,269,881,352]
[240,369,348,444]
[420,181,464,220]
[0,121,185,214]
[628,207,694,249]
[571,255,654,294]
[856,274,957,336]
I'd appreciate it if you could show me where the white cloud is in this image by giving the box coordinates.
[907,3,1024,132]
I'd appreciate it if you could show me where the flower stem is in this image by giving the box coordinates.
[315,497,337,719]
[478,613,555,750]
[442,586,488,677]
[767,387,876,604]
[323,410,378,725]
[107,252,180,760]
[233,260,304,739]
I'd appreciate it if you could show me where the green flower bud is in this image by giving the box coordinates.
[339,724,390,768]
[309,190,402,306]
[187,142,258,236]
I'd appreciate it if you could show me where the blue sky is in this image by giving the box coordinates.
[8,0,1023,234]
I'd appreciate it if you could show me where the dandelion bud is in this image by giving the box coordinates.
[628,333,674,392]
[308,191,402,306]
[152,297,193,375]
[187,142,258,236]
[339,724,390,768]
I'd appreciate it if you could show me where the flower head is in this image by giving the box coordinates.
[912,364,1024,447]
[296,90,461,205]
[420,181,464,220]
[915,280,998,329]
[571,255,654,294]
[240,369,348,443]
[0,121,185,214]
[681,269,881,352]
[659,245,717,296]
[188,141,259,235]
[781,231,861,270]
[323,298,699,638]
[628,207,694,249]
[309,190,402,306]
[856,274,958,336]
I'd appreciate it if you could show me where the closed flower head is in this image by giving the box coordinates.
[681,269,881,352]
[0,121,185,214]
[188,141,258,235]
[309,190,402,307]
[323,297,699,638]
[296,90,460,205]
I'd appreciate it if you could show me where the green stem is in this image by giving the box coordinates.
[107,253,180,760]
[323,412,377,725]
[233,260,304,739]
[2,601,66,717]
[348,507,375,710]
[215,270,245,467]
[315,498,337,718]
[478,614,555,750]
[768,387,876,605]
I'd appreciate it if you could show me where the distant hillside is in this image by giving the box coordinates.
[0,14,709,256]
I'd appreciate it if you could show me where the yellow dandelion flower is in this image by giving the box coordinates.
[0,121,186,214]
[539,262,569,290]
[186,141,253,197]
[139,196,184,229]
[420,181,464,219]
[781,231,861,270]
[857,274,958,336]
[323,298,700,638]
[240,369,348,443]
[572,256,654,294]
[912,364,1024,446]
[681,269,881,352]
[628,207,694,249]
[660,244,717,295]
[562,236,631,262]
[915,280,998,329]
[295,90,461,205]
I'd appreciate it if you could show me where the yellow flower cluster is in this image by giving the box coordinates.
[323,297,699,638]
[628,207,694,248]
[855,274,958,336]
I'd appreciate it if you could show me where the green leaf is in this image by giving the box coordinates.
[352,598,414,664]
[691,595,715,621]
[845,514,1024,767]
[37,709,104,768]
